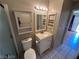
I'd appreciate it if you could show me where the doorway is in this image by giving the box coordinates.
[68,10,79,32]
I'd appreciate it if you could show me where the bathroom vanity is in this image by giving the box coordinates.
[35,12,54,54]
[36,31,53,54]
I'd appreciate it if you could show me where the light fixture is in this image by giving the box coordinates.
[34,6,48,11]
[36,6,40,10]
[34,6,39,10]
[39,7,42,10]
[43,8,46,11]
[45,8,48,11]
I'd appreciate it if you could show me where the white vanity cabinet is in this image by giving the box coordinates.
[36,32,53,54]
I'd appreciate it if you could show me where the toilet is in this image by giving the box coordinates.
[24,48,36,59]
[21,38,36,59]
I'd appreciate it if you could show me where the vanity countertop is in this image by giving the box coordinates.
[36,31,53,40]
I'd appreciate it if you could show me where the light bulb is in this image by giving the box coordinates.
[43,8,46,11]
[36,6,40,10]
[45,8,48,11]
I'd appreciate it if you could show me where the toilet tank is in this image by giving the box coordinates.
[21,38,32,51]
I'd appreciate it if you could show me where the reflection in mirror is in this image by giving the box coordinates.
[35,14,47,32]
[37,15,42,30]
[14,11,32,35]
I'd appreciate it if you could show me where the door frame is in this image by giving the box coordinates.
[2,4,19,56]
[66,12,74,32]
[61,11,73,43]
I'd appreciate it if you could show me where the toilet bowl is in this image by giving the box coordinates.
[24,48,36,59]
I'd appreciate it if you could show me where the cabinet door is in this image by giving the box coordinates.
[37,36,52,54]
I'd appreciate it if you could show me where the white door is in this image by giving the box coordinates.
[0,5,17,59]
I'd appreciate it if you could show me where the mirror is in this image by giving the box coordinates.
[14,11,33,35]
[35,14,47,32]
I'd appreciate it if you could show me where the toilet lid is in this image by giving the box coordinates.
[24,48,36,59]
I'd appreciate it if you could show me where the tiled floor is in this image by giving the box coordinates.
[37,31,79,59]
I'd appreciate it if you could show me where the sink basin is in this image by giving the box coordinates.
[36,31,52,40]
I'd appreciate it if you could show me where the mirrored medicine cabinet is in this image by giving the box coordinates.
[35,13,47,32]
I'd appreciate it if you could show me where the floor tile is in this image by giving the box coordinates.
[38,31,79,59]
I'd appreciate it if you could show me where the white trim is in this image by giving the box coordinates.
[19,31,33,35]
[66,12,73,31]
[3,4,19,56]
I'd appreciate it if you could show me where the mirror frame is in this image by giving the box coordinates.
[35,13,47,32]
[14,11,33,35]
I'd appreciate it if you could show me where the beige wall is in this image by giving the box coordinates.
[55,0,73,48]
[49,0,73,48]
[1,0,49,11]
[49,0,64,35]
[1,0,49,56]
[49,0,64,48]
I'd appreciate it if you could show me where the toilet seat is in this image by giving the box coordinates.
[24,48,36,59]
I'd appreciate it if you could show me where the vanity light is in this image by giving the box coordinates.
[36,6,40,10]
[40,7,43,10]
[34,6,39,10]
[34,6,48,11]
[45,8,48,11]
[43,8,46,11]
